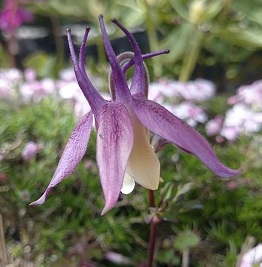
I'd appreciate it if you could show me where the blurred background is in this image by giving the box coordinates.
[1,0,262,266]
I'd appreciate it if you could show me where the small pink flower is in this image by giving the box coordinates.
[206,116,224,136]
[171,101,208,127]
[179,79,215,101]
[24,68,36,82]
[220,104,262,141]
[0,0,33,33]
[0,68,22,99]
[106,251,132,265]
[226,181,238,190]
[0,172,8,181]
[228,80,262,109]
[239,243,262,267]
[22,141,41,161]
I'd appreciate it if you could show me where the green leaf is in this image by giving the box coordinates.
[170,0,189,21]
[174,230,200,251]
[161,23,196,63]
[215,26,262,48]
[23,52,57,78]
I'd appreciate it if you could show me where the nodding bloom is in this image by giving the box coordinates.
[31,15,240,214]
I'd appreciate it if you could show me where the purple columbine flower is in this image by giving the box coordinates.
[31,15,240,214]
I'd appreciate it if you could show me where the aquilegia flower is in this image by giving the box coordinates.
[31,15,240,214]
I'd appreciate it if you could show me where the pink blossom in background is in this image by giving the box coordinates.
[228,80,262,109]
[174,101,207,126]
[0,68,22,82]
[206,116,224,136]
[239,243,262,267]
[24,68,37,82]
[148,79,213,128]
[58,68,77,82]
[0,68,22,99]
[22,141,41,161]
[20,77,56,102]
[220,104,262,141]
[148,78,215,103]
[148,79,180,103]
[0,172,8,181]
[164,101,207,127]
[0,0,33,33]
[178,79,215,101]
[206,80,262,142]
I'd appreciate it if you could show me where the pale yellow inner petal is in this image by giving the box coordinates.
[126,113,160,190]
[121,173,135,194]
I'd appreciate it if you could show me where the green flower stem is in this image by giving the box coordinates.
[6,34,17,68]
[51,16,64,76]
[143,1,161,77]
[179,28,203,82]
[97,37,107,65]
[0,214,7,266]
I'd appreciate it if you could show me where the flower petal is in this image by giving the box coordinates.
[126,113,160,190]
[96,103,133,214]
[98,15,131,103]
[112,18,148,96]
[30,111,93,205]
[67,27,105,114]
[121,173,135,194]
[132,97,241,177]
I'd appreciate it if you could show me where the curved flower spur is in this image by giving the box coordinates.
[31,15,240,214]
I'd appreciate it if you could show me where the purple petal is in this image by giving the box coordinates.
[96,103,133,214]
[132,97,241,177]
[67,27,105,114]
[112,18,148,96]
[98,15,131,103]
[30,112,93,205]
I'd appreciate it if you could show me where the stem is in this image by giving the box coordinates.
[182,249,190,267]
[50,16,64,77]
[143,0,161,77]
[97,36,107,65]
[148,190,156,208]
[0,214,7,266]
[146,190,161,267]
[147,216,160,267]
[6,34,17,68]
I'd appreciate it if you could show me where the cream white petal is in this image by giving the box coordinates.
[126,113,160,190]
[121,173,135,194]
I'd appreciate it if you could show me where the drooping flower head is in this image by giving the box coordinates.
[31,15,240,214]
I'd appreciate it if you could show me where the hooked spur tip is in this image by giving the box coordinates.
[165,49,170,54]
[98,14,103,20]
[84,25,91,35]
[66,28,71,34]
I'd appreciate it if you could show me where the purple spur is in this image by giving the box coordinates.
[31,15,240,214]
